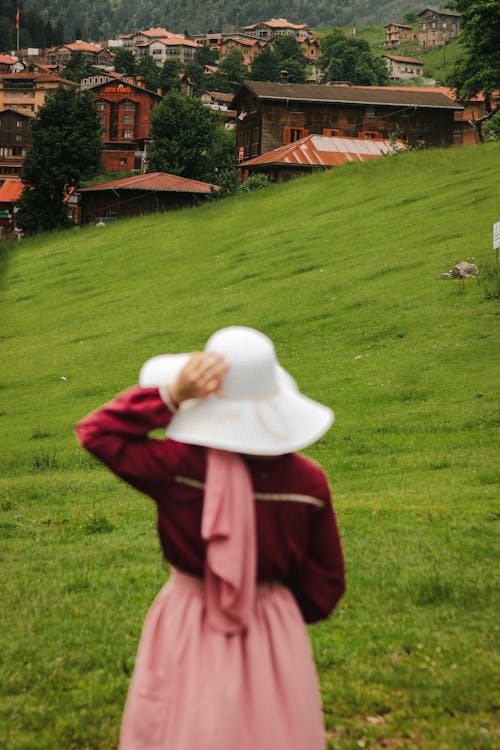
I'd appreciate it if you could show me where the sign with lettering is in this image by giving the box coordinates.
[103,85,132,93]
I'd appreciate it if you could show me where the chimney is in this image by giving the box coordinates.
[280,69,289,82]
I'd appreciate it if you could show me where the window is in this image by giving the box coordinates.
[16,134,22,141]
[16,120,23,127]
[122,129,134,139]
[283,127,308,144]
[97,100,106,111]
[119,157,128,165]
[123,115,134,124]
[123,100,135,111]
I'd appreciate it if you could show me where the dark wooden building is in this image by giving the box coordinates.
[0,109,33,176]
[79,172,217,224]
[232,81,463,160]
[89,79,162,172]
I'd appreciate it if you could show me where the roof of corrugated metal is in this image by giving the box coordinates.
[383,55,423,63]
[0,178,23,202]
[237,81,462,110]
[79,172,217,194]
[242,135,405,168]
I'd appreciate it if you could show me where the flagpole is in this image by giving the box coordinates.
[16,8,20,51]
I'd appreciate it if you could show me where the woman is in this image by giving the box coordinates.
[76,326,345,750]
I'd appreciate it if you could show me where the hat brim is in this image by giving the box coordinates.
[139,353,334,456]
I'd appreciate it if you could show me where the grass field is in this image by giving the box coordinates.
[1,143,499,749]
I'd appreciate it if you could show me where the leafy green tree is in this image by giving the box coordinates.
[136,55,161,91]
[147,92,232,183]
[113,48,137,76]
[449,1,500,114]
[208,50,247,93]
[160,59,182,94]
[184,61,205,96]
[249,46,281,81]
[319,30,388,85]
[16,87,102,234]
[273,35,308,82]
[194,44,219,67]
[62,51,99,82]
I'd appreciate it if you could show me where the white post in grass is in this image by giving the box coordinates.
[493,221,500,266]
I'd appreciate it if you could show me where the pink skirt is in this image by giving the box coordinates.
[119,571,326,750]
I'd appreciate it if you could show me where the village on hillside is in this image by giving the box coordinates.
[0,6,495,235]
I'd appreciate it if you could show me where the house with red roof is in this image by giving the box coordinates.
[0,55,25,74]
[79,172,217,223]
[0,177,23,236]
[47,41,115,68]
[232,81,463,159]
[383,54,424,80]
[242,18,313,41]
[219,36,264,63]
[239,133,406,182]
[384,24,418,49]
[135,36,198,66]
[89,78,162,172]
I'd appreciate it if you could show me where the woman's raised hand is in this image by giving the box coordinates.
[167,352,228,406]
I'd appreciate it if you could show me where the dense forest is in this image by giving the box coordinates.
[1,0,423,45]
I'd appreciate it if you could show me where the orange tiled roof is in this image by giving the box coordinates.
[137,28,175,38]
[244,18,308,30]
[0,54,18,65]
[66,41,105,53]
[80,172,217,194]
[0,178,23,202]
[242,134,405,168]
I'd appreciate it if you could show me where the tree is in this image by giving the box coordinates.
[273,35,308,82]
[62,51,99,82]
[160,59,182,95]
[113,48,137,76]
[319,30,388,86]
[136,55,161,91]
[449,1,500,114]
[147,92,231,183]
[207,50,247,93]
[249,46,281,82]
[16,87,102,234]
[194,44,219,67]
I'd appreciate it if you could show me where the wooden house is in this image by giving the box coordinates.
[79,172,217,223]
[0,109,33,175]
[418,8,461,49]
[89,79,162,172]
[47,41,115,68]
[242,18,312,41]
[239,133,406,183]
[383,55,424,80]
[232,81,463,159]
[383,24,417,49]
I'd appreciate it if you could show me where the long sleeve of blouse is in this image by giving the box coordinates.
[76,386,345,623]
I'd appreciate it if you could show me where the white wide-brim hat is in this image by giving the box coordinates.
[139,326,334,456]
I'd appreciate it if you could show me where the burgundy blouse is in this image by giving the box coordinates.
[76,386,345,623]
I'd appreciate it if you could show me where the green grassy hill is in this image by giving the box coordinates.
[1,143,499,749]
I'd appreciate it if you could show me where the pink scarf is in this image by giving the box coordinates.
[201,448,256,634]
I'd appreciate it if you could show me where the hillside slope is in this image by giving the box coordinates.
[2,144,499,480]
[1,143,499,750]
[24,0,421,40]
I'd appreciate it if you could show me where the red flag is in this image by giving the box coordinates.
[15,9,20,29]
